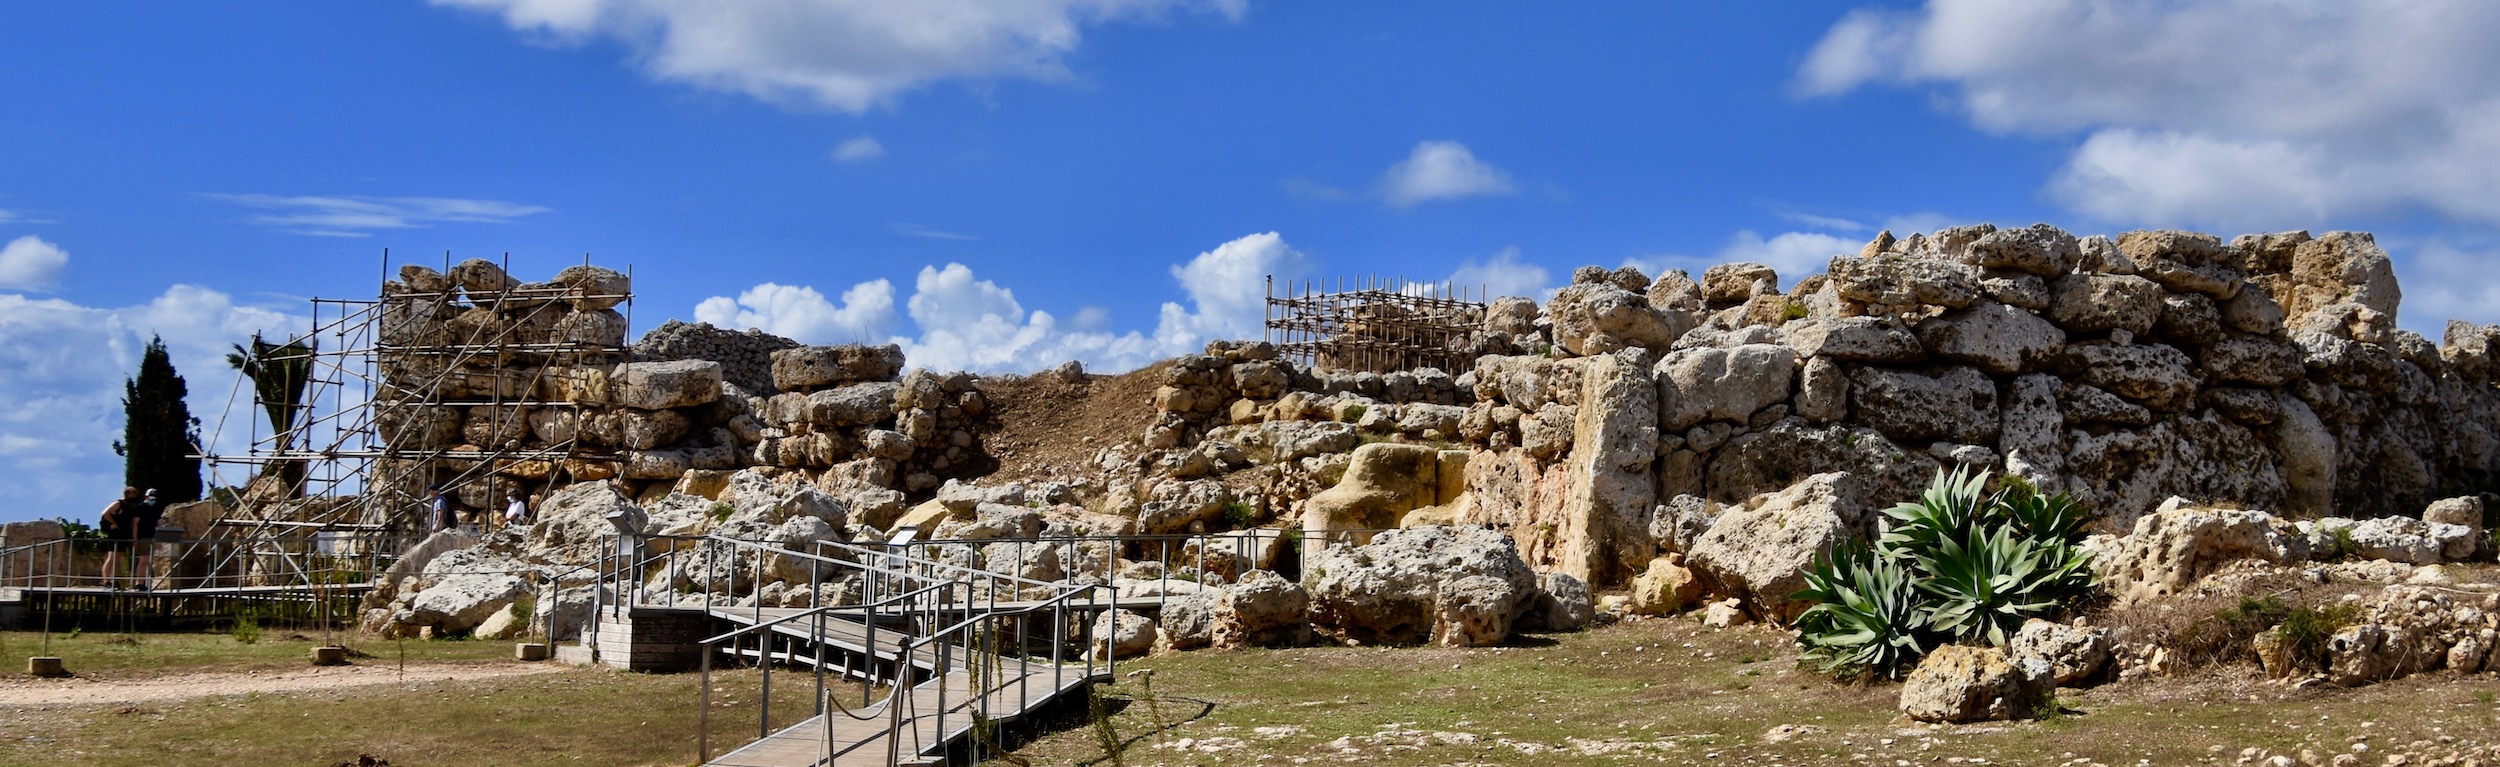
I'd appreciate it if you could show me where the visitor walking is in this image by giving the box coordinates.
[131,488,164,590]
[97,486,140,589]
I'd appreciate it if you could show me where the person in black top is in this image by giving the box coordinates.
[98,486,140,589]
[132,488,164,590]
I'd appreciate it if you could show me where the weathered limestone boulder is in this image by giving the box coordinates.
[2064,342,2200,411]
[1129,478,1224,536]
[2423,496,2485,536]
[1304,526,1539,647]
[403,573,529,635]
[2009,619,2111,686]
[553,264,631,310]
[1546,282,1687,355]
[2303,516,2477,565]
[1966,223,2079,277]
[524,482,642,566]
[1831,252,1982,310]
[2117,229,2240,299]
[1158,593,1216,651]
[1482,296,1541,335]
[1516,572,1595,632]
[2091,500,2309,603]
[807,383,898,427]
[2273,231,2402,329]
[613,360,723,410]
[770,344,905,391]
[1303,443,1443,538]
[1900,645,2054,723]
[1701,262,1779,307]
[1536,349,1659,585]
[1628,554,1705,615]
[1848,366,1998,444]
[1684,473,1863,622]
[1211,569,1309,649]
[2321,586,2496,686]
[2200,335,2304,386]
[449,258,519,299]
[2046,273,2164,336]
[1656,344,1796,431]
[1090,610,1158,660]
[1916,301,2063,376]
[1781,317,1924,364]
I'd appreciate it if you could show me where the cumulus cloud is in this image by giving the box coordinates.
[1448,246,1552,301]
[1799,1,2500,229]
[434,0,1246,112]
[1378,141,1517,207]
[199,194,551,237]
[831,135,885,163]
[0,285,305,520]
[0,236,68,291]
[688,232,1309,375]
[1717,230,1859,280]
[693,280,900,344]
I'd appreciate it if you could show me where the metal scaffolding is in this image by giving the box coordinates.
[194,251,634,540]
[1263,275,1489,374]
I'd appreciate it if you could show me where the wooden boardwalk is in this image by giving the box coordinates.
[701,606,1106,767]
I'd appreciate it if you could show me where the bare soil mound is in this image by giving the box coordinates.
[975,361,1167,487]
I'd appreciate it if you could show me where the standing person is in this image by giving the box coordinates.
[131,488,165,591]
[429,485,456,534]
[97,486,139,589]
[503,491,530,529]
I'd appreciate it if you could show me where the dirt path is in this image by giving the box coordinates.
[0,661,568,707]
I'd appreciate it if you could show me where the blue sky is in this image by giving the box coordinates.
[4,1,2499,519]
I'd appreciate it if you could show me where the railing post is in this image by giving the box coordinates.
[759,633,771,740]
[698,637,712,763]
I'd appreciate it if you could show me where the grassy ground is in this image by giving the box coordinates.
[0,631,852,767]
[0,629,513,680]
[992,614,2500,767]
[4,615,2499,766]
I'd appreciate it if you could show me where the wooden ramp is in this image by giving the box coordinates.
[701,606,1106,767]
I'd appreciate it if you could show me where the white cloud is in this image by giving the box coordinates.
[434,0,1245,112]
[890,223,979,241]
[687,231,1309,375]
[0,236,68,291]
[1800,1,2500,229]
[1154,231,1309,348]
[200,194,551,237]
[0,285,305,521]
[1717,230,1859,280]
[1378,141,1517,207]
[693,280,900,344]
[2388,237,2500,337]
[1448,246,1552,301]
[832,135,885,163]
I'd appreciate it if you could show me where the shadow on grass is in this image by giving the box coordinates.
[979,687,1218,767]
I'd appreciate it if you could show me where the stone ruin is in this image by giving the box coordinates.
[369,260,991,530]
[359,224,2500,692]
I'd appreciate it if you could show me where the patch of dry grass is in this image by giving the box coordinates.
[990,614,2500,767]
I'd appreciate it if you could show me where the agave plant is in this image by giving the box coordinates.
[1996,477,2092,544]
[1876,466,1993,558]
[1795,541,1927,679]
[1912,524,2096,646]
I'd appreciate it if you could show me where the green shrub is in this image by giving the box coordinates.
[1220,500,1259,529]
[1792,467,2101,679]
[230,607,263,645]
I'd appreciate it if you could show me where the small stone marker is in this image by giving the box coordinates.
[311,646,348,666]
[27,656,66,677]
[514,642,550,662]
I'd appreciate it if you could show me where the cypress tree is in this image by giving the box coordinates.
[112,336,203,503]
